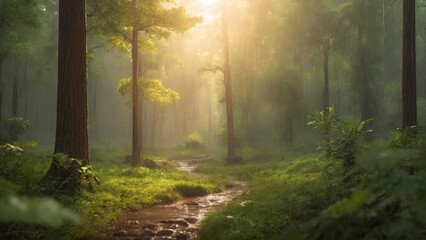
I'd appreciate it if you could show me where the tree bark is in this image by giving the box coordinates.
[0,55,4,122]
[222,0,235,162]
[131,0,141,167]
[402,0,417,128]
[323,40,330,112]
[151,103,157,150]
[138,97,144,153]
[323,41,331,159]
[45,0,89,182]
[12,69,18,117]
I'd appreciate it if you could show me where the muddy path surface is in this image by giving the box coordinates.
[102,158,247,240]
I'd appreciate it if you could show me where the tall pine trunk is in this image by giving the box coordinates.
[222,0,235,162]
[323,40,331,159]
[323,41,330,112]
[12,76,18,117]
[131,0,140,167]
[45,0,89,183]
[402,0,417,128]
[0,55,4,122]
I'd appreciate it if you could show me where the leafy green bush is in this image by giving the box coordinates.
[308,106,338,159]
[42,154,99,194]
[0,194,81,227]
[390,126,422,148]
[0,144,25,180]
[185,132,204,149]
[0,177,81,240]
[330,119,371,170]
[309,107,371,171]
[303,150,426,240]
[0,117,30,144]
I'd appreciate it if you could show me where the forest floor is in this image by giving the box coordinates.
[4,139,425,240]
[102,158,247,240]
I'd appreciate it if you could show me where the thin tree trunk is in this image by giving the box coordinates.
[138,97,144,153]
[24,81,28,120]
[131,0,140,167]
[323,41,331,159]
[12,71,18,117]
[151,103,157,150]
[92,76,97,141]
[222,0,235,162]
[0,55,4,122]
[137,52,144,153]
[11,60,28,118]
[18,60,28,118]
[402,0,417,128]
[288,94,293,144]
[323,41,330,112]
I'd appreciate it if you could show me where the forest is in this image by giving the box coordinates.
[1,0,426,239]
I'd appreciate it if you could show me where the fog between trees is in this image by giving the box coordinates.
[1,0,425,152]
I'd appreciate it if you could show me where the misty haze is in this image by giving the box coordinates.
[0,0,425,239]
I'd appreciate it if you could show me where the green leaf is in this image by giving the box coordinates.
[328,189,370,217]
[0,194,82,227]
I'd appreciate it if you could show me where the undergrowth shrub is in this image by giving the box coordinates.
[0,146,81,240]
[302,149,426,240]
[390,126,422,148]
[185,132,204,149]
[309,106,371,172]
[0,118,30,144]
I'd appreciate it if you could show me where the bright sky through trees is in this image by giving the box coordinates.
[200,0,219,6]
[193,0,220,24]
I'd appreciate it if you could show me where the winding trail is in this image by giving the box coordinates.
[101,158,247,240]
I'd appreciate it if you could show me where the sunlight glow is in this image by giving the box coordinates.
[195,0,220,24]
[200,0,219,6]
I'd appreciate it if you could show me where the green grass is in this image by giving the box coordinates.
[197,138,426,240]
[63,164,226,240]
[197,154,344,240]
[2,146,227,240]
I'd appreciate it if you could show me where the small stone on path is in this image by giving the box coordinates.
[141,223,158,230]
[112,229,127,237]
[139,229,156,237]
[176,232,189,240]
[184,217,198,224]
[156,229,174,237]
[173,219,189,227]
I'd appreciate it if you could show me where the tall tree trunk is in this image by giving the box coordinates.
[137,52,144,153]
[138,97,144,153]
[12,60,28,118]
[151,103,157,150]
[360,44,370,121]
[92,76,97,141]
[45,0,89,182]
[12,69,19,117]
[222,0,235,162]
[287,94,293,144]
[18,60,28,118]
[323,41,331,159]
[131,0,140,167]
[0,55,4,122]
[323,41,330,112]
[402,0,417,128]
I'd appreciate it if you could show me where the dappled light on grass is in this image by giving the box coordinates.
[72,163,226,239]
[198,155,335,240]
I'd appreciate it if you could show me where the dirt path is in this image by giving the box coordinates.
[101,159,246,240]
